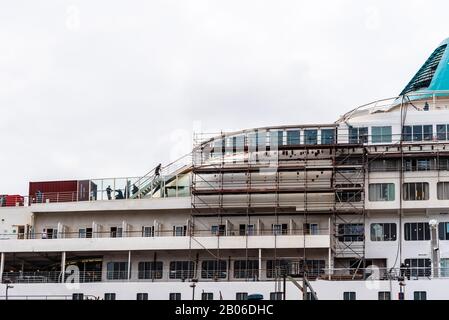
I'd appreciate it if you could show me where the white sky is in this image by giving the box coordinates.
[1,0,448,194]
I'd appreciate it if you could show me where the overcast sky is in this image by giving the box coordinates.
[1,0,448,194]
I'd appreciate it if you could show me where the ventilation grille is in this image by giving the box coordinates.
[400,44,447,95]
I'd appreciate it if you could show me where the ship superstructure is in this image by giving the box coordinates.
[3,39,449,300]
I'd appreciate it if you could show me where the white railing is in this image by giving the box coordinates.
[1,267,444,285]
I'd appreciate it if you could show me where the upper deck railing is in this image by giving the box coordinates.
[339,90,449,122]
[0,153,193,208]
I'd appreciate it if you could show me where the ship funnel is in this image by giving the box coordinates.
[400,38,449,96]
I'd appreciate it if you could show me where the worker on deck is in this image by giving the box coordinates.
[115,189,124,200]
[155,163,162,177]
[106,185,112,200]
[132,184,139,196]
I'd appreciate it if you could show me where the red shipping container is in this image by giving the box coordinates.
[5,195,24,207]
[29,180,78,203]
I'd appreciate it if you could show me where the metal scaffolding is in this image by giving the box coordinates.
[189,127,369,281]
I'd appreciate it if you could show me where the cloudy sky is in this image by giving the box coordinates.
[1,0,448,194]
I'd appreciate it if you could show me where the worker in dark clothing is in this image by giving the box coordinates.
[132,184,139,195]
[115,190,124,200]
[400,263,406,279]
[155,163,162,177]
[123,180,131,199]
[106,186,112,200]
[36,190,43,203]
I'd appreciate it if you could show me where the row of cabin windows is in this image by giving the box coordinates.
[340,222,449,242]
[369,182,449,201]
[369,158,449,172]
[106,260,326,280]
[217,129,337,150]
[350,124,449,144]
[369,182,429,201]
[349,126,393,144]
[73,223,320,239]
[214,124,449,153]
[370,182,449,201]
[48,219,449,242]
[343,291,426,300]
[84,290,429,300]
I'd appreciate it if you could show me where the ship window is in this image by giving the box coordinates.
[321,129,335,144]
[169,261,194,279]
[414,291,427,300]
[201,260,227,279]
[403,183,429,201]
[405,223,430,241]
[335,184,362,202]
[110,227,123,238]
[270,130,284,147]
[437,182,449,200]
[343,292,356,300]
[211,224,226,236]
[202,292,213,300]
[403,125,433,142]
[370,223,397,241]
[173,225,186,236]
[440,258,449,277]
[247,130,267,150]
[438,222,449,240]
[369,159,399,172]
[403,126,412,141]
[234,260,259,279]
[369,183,395,201]
[142,226,154,237]
[169,293,181,300]
[239,224,255,236]
[266,260,292,278]
[405,259,431,278]
[413,125,423,141]
[136,293,148,300]
[235,135,245,150]
[404,159,434,171]
[304,129,318,145]
[286,130,300,145]
[349,127,368,144]
[79,228,92,239]
[338,224,364,242]
[424,125,433,140]
[104,293,116,300]
[300,260,325,277]
[372,126,392,143]
[138,261,163,279]
[43,228,57,239]
[270,292,283,300]
[439,158,449,170]
[437,124,449,140]
[106,262,129,280]
[272,224,288,235]
[212,138,224,158]
[236,292,248,300]
[303,223,319,235]
[378,292,391,300]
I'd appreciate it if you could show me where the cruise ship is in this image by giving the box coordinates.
[3,38,449,301]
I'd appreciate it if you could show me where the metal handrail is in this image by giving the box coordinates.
[1,266,443,284]
[0,227,332,240]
